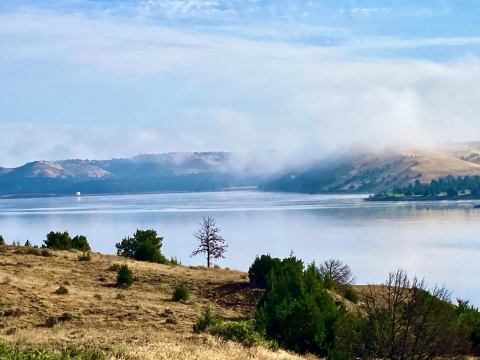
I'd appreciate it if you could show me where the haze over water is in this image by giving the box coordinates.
[0,190,479,304]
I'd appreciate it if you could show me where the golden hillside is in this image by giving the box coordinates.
[0,245,312,360]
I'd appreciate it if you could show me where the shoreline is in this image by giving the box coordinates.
[366,195,480,203]
[0,186,259,200]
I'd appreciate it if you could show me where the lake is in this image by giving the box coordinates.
[1,190,479,304]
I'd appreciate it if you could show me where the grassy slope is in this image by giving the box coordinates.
[263,145,480,194]
[0,246,312,360]
[333,147,480,192]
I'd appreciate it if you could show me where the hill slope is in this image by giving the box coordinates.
[0,153,258,196]
[0,246,307,360]
[261,146,480,194]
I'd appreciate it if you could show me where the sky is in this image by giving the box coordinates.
[1,0,480,166]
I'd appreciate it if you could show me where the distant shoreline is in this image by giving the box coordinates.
[0,186,259,200]
[366,195,480,204]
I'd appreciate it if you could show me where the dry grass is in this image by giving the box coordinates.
[0,245,308,359]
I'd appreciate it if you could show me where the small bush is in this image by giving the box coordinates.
[343,286,359,304]
[108,263,121,272]
[116,265,133,287]
[41,249,52,257]
[116,229,167,263]
[211,320,265,346]
[54,286,69,295]
[24,240,31,247]
[248,254,281,289]
[193,307,221,332]
[0,235,4,246]
[172,282,190,302]
[71,235,91,252]
[58,312,73,322]
[45,316,58,328]
[78,252,92,262]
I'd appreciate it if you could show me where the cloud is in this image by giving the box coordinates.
[138,0,236,18]
[1,6,480,168]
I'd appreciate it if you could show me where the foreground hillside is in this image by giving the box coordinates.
[0,246,309,360]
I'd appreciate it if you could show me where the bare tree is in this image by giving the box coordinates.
[319,259,354,285]
[191,217,227,267]
[363,269,468,359]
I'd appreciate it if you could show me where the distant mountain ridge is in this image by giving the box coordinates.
[0,152,257,196]
[3,145,480,197]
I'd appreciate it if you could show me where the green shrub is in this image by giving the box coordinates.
[116,265,133,287]
[255,257,338,355]
[44,231,90,251]
[342,286,359,304]
[248,254,281,289]
[116,229,167,263]
[41,249,52,257]
[172,281,190,302]
[193,307,221,332]
[108,263,121,272]
[457,299,480,354]
[331,311,366,360]
[0,235,4,246]
[54,285,69,295]
[211,320,265,346]
[78,252,92,262]
[44,231,71,250]
[71,235,91,252]
[323,274,336,290]
[58,312,73,322]
[24,240,31,247]
[45,316,58,328]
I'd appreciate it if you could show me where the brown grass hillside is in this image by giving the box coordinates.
[0,246,313,360]
[340,147,480,191]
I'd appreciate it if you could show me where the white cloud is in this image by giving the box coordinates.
[139,0,235,18]
[1,8,480,167]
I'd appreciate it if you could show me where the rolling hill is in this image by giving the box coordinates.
[0,153,258,197]
[3,145,480,197]
[260,145,480,194]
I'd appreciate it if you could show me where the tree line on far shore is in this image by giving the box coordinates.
[376,175,480,198]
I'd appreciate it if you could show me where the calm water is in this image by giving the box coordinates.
[1,190,479,304]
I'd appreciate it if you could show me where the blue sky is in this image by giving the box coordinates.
[1,0,480,166]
